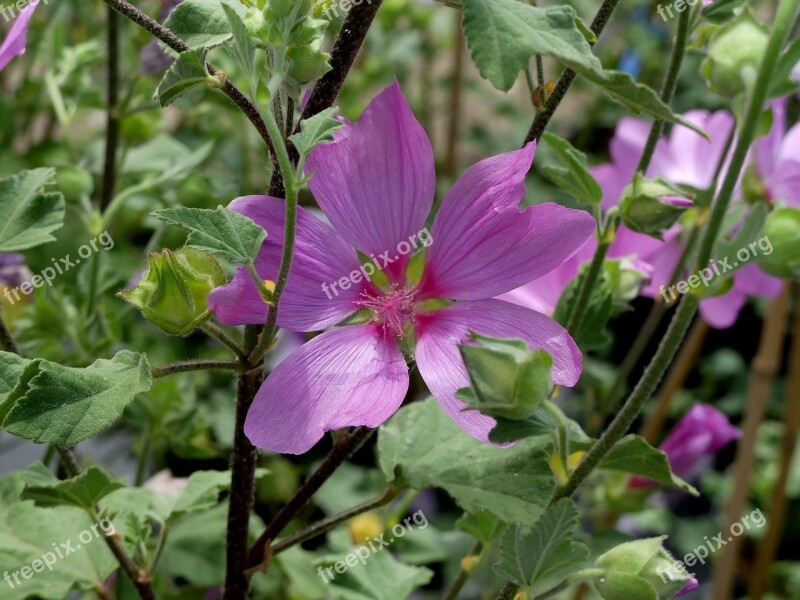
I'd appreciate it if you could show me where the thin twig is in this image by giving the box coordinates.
[272,486,399,555]
[441,541,482,600]
[151,359,243,378]
[246,427,375,571]
[98,0,278,165]
[99,5,120,211]
[749,283,800,599]
[712,284,793,600]
[202,321,247,361]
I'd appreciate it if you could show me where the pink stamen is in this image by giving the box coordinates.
[356,285,418,337]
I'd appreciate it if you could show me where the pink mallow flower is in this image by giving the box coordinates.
[632,404,740,487]
[752,98,800,208]
[505,110,783,329]
[0,0,40,71]
[209,82,595,454]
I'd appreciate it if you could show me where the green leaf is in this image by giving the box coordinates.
[2,351,152,446]
[0,353,29,417]
[155,50,209,107]
[462,0,601,92]
[598,435,699,495]
[378,398,555,526]
[554,266,614,350]
[321,530,434,600]
[163,0,246,51]
[21,466,124,509]
[541,132,603,205]
[579,70,708,138]
[168,470,235,519]
[0,169,65,252]
[289,107,345,160]
[153,206,267,263]
[769,36,800,98]
[702,0,748,23]
[0,503,116,600]
[494,499,590,588]
[222,3,256,75]
[456,511,507,545]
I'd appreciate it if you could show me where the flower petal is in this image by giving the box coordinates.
[0,0,39,71]
[305,80,435,257]
[421,144,596,300]
[244,324,409,454]
[208,196,366,331]
[662,110,735,190]
[698,288,747,329]
[415,299,583,443]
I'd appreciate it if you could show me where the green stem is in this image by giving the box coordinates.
[151,360,243,378]
[99,4,121,211]
[272,486,399,555]
[543,400,570,473]
[636,6,691,174]
[441,540,483,600]
[524,0,622,143]
[555,0,800,503]
[566,240,610,336]
[248,102,299,364]
[533,569,606,600]
[202,321,247,361]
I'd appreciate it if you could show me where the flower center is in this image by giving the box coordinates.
[356,285,418,337]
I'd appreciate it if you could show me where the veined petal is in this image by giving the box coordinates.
[421,144,596,300]
[0,0,39,71]
[415,299,582,443]
[306,80,435,257]
[208,196,367,331]
[663,110,735,190]
[244,324,409,454]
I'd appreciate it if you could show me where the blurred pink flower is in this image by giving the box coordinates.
[0,0,40,71]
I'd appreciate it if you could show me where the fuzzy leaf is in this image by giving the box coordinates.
[0,169,65,252]
[155,50,209,107]
[21,466,124,509]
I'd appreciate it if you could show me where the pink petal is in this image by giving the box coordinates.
[734,263,784,299]
[498,237,595,316]
[663,110,735,190]
[421,144,596,300]
[208,196,367,331]
[698,288,747,329]
[0,0,39,71]
[305,80,435,258]
[415,299,582,443]
[244,324,409,454]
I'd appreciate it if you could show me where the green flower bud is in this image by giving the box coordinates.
[456,334,553,420]
[702,8,769,99]
[118,248,225,336]
[593,537,695,600]
[756,208,800,278]
[620,174,692,240]
[286,43,332,84]
[55,165,94,203]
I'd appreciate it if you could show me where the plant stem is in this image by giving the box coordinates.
[224,363,262,600]
[151,359,243,378]
[566,240,610,336]
[523,0,621,144]
[441,540,482,600]
[99,4,120,211]
[495,580,520,600]
[54,447,156,599]
[268,0,384,196]
[248,102,299,363]
[712,283,793,600]
[554,0,800,504]
[246,427,375,571]
[635,6,690,174]
[98,0,278,166]
[272,486,399,555]
[639,318,710,443]
[749,283,800,599]
[543,400,570,473]
[202,321,247,361]
[444,14,466,178]
[0,308,20,354]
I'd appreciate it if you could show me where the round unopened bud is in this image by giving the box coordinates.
[118,248,225,336]
[757,208,800,278]
[348,512,384,545]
